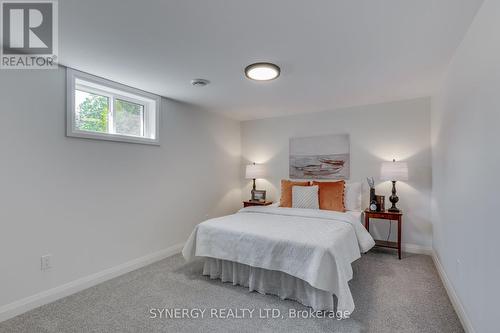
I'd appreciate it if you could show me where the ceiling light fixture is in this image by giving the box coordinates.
[191,79,210,87]
[245,62,280,81]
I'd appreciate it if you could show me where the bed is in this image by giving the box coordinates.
[182,205,374,313]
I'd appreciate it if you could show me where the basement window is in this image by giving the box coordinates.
[66,68,160,145]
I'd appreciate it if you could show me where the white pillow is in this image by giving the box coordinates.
[292,185,319,209]
[344,182,362,211]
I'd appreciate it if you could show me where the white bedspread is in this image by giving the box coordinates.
[182,206,375,312]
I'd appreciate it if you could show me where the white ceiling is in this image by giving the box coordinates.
[59,0,484,120]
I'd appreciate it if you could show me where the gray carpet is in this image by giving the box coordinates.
[0,249,463,333]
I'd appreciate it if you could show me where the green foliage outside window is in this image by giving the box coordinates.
[114,99,143,136]
[76,94,143,136]
[76,94,109,133]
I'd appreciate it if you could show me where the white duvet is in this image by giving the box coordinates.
[182,206,375,313]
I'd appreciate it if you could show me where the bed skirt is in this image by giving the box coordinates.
[202,257,335,311]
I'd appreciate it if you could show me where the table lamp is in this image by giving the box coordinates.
[245,163,266,199]
[380,159,408,212]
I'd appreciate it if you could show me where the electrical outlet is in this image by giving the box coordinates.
[41,255,52,271]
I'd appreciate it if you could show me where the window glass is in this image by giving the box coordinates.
[75,90,109,133]
[114,99,144,137]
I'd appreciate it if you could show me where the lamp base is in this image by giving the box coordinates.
[388,181,400,213]
[250,178,256,201]
[388,206,401,213]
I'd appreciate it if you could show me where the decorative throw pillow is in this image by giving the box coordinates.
[280,180,310,207]
[292,185,319,209]
[344,182,362,211]
[312,181,346,212]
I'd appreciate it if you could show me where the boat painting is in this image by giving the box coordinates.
[289,134,350,180]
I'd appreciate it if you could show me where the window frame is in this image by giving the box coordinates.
[67,68,161,145]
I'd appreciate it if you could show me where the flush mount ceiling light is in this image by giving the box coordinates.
[245,62,280,81]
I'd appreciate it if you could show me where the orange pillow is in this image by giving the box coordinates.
[312,181,346,212]
[280,180,310,207]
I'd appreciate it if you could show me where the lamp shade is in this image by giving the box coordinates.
[245,164,266,179]
[380,160,408,181]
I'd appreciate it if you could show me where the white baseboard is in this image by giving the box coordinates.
[403,243,433,255]
[0,243,184,323]
[431,251,475,333]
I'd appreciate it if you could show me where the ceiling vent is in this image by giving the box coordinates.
[191,79,210,87]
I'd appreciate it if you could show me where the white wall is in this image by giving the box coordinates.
[0,68,241,312]
[241,98,432,250]
[431,0,499,331]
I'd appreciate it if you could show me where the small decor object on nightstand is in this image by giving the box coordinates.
[245,163,266,200]
[367,177,378,211]
[367,177,375,200]
[376,195,385,212]
[251,190,266,202]
[380,159,408,213]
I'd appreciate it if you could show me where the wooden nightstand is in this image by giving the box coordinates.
[364,209,403,259]
[243,201,273,208]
